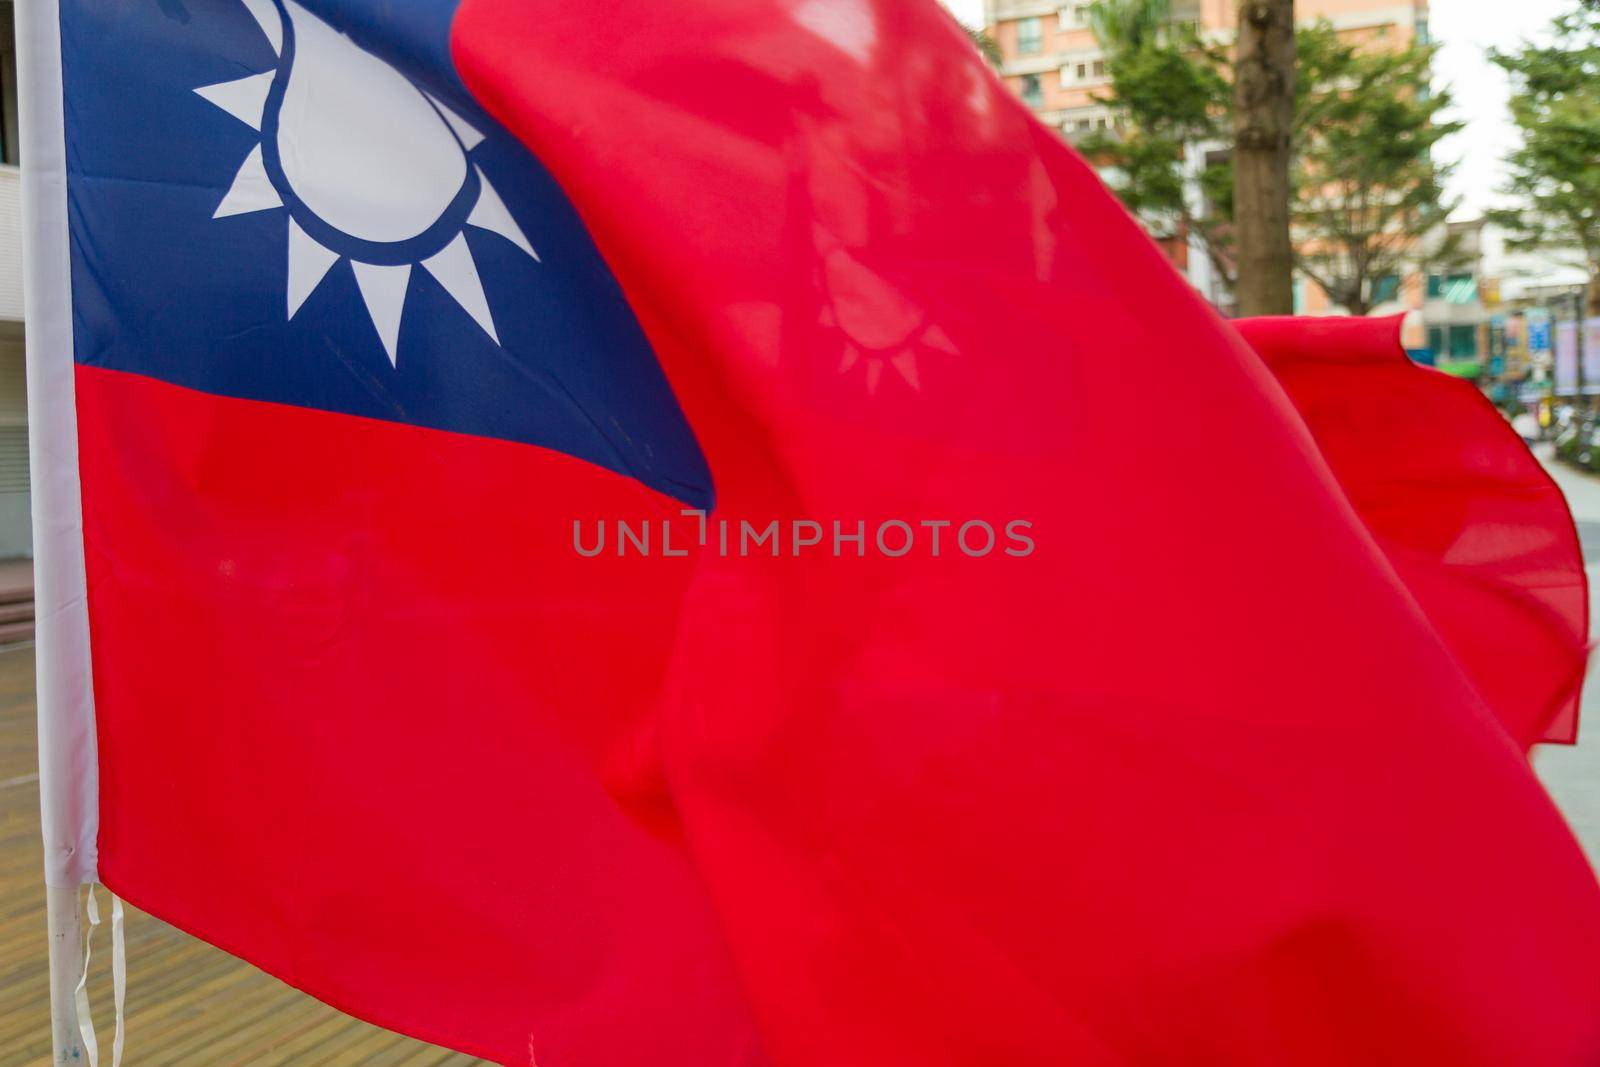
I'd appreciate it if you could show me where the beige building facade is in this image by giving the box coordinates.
[986,1,1438,326]
[986,1,1428,144]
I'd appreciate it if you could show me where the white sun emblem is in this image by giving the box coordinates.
[195,0,539,365]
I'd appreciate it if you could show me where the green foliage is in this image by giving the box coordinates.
[1490,3,1600,309]
[1078,8,1233,284]
[1087,0,1173,52]
[1291,25,1462,314]
[1083,13,1458,313]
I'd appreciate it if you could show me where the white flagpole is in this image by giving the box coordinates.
[45,886,86,1062]
[17,0,101,1059]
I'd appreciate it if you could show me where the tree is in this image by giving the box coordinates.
[1290,25,1462,316]
[1232,0,1297,316]
[1490,2,1600,314]
[1085,12,1458,316]
[1077,11,1235,291]
[1087,0,1172,51]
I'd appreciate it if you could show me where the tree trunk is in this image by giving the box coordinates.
[1232,0,1296,317]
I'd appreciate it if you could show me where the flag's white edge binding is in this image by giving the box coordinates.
[21,0,102,1055]
[19,0,98,893]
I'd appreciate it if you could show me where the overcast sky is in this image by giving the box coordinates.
[941,0,985,24]
[937,0,1571,219]
[1429,0,1568,217]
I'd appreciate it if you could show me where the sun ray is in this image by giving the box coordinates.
[286,219,339,317]
[240,0,284,55]
[421,233,498,344]
[866,360,884,394]
[426,93,486,151]
[195,71,275,131]
[921,323,958,356]
[351,262,412,366]
[889,351,920,390]
[467,170,539,261]
[214,145,283,218]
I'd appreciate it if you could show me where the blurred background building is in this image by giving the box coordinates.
[982,1,1600,410]
[984,2,1504,376]
[985,1,1427,148]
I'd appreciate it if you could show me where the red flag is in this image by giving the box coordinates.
[1239,315,1588,747]
[24,0,1600,1064]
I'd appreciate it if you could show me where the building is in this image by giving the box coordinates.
[1477,222,1591,409]
[1415,218,1488,375]
[0,0,29,559]
[985,1,1434,319]
[986,1,1428,146]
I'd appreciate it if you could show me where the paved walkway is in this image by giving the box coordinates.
[1535,458,1600,868]
[0,646,482,1067]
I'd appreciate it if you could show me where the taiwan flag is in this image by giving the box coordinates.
[19,1,1600,1065]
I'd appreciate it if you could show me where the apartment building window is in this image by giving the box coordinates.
[0,1,17,166]
[1017,17,1043,55]
[1427,326,1445,356]
[1020,73,1044,107]
[1427,272,1478,303]
[1369,274,1400,306]
[1061,4,1093,29]
[1068,58,1106,83]
[1447,324,1479,358]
